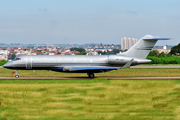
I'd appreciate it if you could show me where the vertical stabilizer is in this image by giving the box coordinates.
[120,35,170,59]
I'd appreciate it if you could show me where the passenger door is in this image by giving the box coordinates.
[26,56,32,69]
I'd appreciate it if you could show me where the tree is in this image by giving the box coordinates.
[12,54,16,59]
[76,52,87,55]
[0,60,8,66]
[112,49,121,54]
[166,53,171,57]
[148,50,159,57]
[70,48,85,53]
[159,52,166,58]
[98,51,106,55]
[170,43,180,55]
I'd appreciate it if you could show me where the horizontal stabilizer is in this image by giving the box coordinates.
[143,38,171,41]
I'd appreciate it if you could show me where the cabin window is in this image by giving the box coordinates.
[120,59,124,61]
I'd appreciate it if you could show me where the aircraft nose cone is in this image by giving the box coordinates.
[3,62,12,68]
[3,64,8,68]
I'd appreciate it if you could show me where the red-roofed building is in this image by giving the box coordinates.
[11,51,15,54]
[36,52,41,55]
[65,52,70,55]
[73,51,78,54]
[153,49,170,54]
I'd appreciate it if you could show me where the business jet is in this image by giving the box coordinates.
[3,35,170,78]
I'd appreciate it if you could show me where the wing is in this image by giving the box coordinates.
[50,59,133,73]
[68,59,134,71]
[68,67,120,71]
[50,66,120,73]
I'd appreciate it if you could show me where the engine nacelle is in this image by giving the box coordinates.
[108,55,151,65]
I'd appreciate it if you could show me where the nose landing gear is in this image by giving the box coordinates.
[15,70,19,78]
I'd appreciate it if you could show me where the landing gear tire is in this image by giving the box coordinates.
[15,75,19,78]
[15,70,19,78]
[88,73,95,78]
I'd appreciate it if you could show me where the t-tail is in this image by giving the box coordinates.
[120,35,170,59]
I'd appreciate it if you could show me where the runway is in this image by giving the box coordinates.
[130,66,180,68]
[1,66,180,69]
[1,66,180,80]
[1,77,180,80]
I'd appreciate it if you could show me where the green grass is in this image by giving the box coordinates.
[1,68,180,77]
[0,79,109,84]
[1,80,180,120]
[1,67,180,119]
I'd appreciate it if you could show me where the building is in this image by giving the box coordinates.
[121,37,138,50]
[0,50,9,60]
[163,45,167,50]
[153,49,170,54]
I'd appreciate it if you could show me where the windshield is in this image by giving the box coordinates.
[12,58,21,61]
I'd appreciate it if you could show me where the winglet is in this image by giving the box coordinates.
[122,59,134,68]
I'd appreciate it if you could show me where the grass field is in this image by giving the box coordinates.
[1,67,180,119]
[1,68,180,77]
[1,80,180,120]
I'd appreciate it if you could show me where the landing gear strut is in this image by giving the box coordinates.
[87,73,95,78]
[15,70,19,78]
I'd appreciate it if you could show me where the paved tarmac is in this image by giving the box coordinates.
[1,66,180,80]
[1,66,180,69]
[1,77,180,80]
[130,66,180,68]
[0,77,91,80]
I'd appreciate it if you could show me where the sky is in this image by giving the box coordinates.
[0,0,180,45]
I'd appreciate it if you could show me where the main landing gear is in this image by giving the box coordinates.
[15,70,19,78]
[87,73,95,78]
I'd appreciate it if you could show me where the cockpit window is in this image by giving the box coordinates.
[13,58,21,61]
[16,58,21,60]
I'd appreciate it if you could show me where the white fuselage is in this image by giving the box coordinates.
[3,55,150,72]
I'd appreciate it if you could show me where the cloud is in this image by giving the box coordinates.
[38,8,48,12]
[126,10,137,14]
